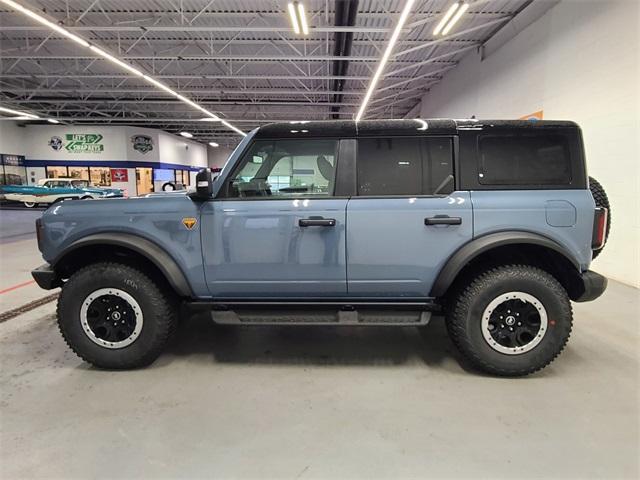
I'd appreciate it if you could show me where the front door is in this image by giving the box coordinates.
[201,138,347,297]
[346,135,473,297]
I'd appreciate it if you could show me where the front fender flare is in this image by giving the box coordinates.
[53,233,193,297]
[429,231,581,297]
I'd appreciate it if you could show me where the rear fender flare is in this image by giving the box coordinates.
[430,231,580,297]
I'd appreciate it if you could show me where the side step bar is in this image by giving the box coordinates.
[186,299,437,326]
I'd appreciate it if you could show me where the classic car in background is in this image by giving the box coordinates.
[0,178,123,208]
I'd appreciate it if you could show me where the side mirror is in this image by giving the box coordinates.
[190,168,213,199]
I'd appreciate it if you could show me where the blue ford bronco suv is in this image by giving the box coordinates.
[32,119,610,376]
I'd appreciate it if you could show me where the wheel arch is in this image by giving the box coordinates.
[431,231,583,300]
[52,233,193,297]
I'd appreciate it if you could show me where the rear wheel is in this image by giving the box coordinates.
[57,262,177,369]
[23,201,36,208]
[446,265,572,376]
[589,176,611,259]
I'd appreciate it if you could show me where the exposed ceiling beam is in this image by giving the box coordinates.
[2,88,385,95]
[0,54,437,63]
[0,74,375,81]
[0,25,401,33]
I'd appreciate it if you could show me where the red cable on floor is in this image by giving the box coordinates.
[0,280,36,295]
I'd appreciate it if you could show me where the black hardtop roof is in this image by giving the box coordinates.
[254,119,579,139]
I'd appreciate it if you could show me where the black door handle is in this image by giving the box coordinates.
[299,217,336,227]
[425,216,462,226]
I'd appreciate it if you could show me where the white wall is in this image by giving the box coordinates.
[420,0,640,287]
[207,145,234,170]
[0,123,207,167]
[157,132,207,168]
[0,121,26,155]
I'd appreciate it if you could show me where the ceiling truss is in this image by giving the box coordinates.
[0,0,532,147]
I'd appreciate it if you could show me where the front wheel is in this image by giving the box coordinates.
[446,265,572,376]
[23,201,36,208]
[57,262,177,369]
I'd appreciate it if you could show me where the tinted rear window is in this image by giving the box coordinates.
[479,134,571,185]
[357,137,454,195]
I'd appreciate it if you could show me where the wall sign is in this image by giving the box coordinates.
[110,168,129,182]
[0,154,25,166]
[131,135,153,154]
[519,110,544,121]
[64,133,104,153]
[48,136,63,151]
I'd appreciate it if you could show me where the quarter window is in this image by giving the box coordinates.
[479,134,571,185]
[227,139,338,198]
[357,137,454,196]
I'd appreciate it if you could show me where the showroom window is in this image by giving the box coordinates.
[46,166,68,178]
[357,137,454,196]
[227,139,338,198]
[478,134,572,185]
[89,167,111,186]
[180,170,190,186]
[0,154,27,185]
[68,166,90,180]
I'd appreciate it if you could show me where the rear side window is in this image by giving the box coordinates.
[479,134,571,185]
[357,137,454,196]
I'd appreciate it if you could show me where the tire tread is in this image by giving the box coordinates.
[57,262,177,369]
[447,264,573,376]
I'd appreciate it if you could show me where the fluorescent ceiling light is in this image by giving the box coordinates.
[208,142,219,147]
[355,0,417,122]
[287,3,301,34]
[1,0,245,137]
[0,105,39,119]
[89,45,143,77]
[47,118,60,124]
[433,2,460,35]
[180,132,193,138]
[441,2,469,35]
[297,3,309,35]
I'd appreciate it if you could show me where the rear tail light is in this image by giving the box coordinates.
[592,207,607,250]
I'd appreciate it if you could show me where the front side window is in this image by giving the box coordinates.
[357,137,454,196]
[46,180,68,188]
[227,139,338,198]
[479,134,571,185]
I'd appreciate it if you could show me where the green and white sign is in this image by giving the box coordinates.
[65,133,104,153]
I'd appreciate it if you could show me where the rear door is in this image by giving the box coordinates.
[346,136,472,297]
[201,138,348,297]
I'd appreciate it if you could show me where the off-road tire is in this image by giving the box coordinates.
[589,176,611,259]
[57,262,177,369]
[446,265,572,376]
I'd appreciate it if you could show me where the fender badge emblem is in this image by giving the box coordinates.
[182,217,197,230]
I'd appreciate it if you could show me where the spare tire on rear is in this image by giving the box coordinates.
[589,176,611,259]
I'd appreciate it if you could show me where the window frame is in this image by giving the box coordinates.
[354,135,458,198]
[477,133,573,187]
[216,137,345,200]
[456,127,587,191]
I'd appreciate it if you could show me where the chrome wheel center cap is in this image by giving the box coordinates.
[111,311,122,321]
[505,315,516,326]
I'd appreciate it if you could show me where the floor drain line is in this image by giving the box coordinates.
[0,293,59,323]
